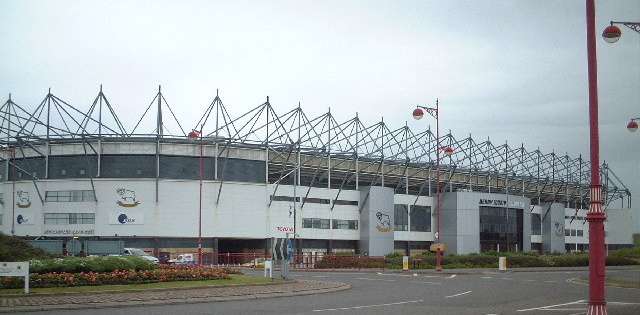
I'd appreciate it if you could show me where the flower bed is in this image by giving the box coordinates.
[0,265,240,289]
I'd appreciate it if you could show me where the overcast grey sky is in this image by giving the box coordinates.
[1,1,639,231]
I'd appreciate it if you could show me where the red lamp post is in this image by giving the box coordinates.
[412,99,453,272]
[585,1,607,313]
[588,8,640,315]
[188,128,204,266]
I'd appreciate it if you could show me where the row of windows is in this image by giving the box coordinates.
[565,229,584,237]
[394,204,431,232]
[45,190,95,202]
[302,218,358,230]
[270,195,358,206]
[44,213,95,225]
[10,156,266,183]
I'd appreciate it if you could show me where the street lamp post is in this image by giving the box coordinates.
[412,99,453,272]
[585,1,607,313]
[588,8,640,315]
[188,128,204,266]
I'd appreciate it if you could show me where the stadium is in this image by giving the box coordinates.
[0,87,633,262]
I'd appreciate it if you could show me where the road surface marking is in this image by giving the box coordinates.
[355,277,396,282]
[516,300,585,312]
[411,281,442,285]
[445,291,472,298]
[313,299,423,312]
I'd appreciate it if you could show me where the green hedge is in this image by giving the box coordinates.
[28,255,155,273]
[377,251,639,269]
[314,255,386,269]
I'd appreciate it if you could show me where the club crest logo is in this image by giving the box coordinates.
[16,191,31,208]
[116,188,140,207]
[554,221,564,237]
[375,211,394,232]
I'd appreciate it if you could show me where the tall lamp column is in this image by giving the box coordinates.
[412,99,453,272]
[585,1,607,314]
[188,128,204,266]
[586,6,640,315]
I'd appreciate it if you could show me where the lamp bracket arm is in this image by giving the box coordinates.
[611,21,640,35]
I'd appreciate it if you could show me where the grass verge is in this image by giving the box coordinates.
[0,274,283,294]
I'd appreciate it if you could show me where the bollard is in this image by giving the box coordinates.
[498,257,507,271]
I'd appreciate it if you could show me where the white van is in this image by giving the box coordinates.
[124,248,160,264]
[167,253,196,265]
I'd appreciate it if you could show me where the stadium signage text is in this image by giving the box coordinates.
[43,229,95,235]
[479,199,524,208]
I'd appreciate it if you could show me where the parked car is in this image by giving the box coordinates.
[124,248,160,264]
[242,258,267,268]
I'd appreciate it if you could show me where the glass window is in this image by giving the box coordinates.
[270,195,300,202]
[45,190,95,202]
[44,213,95,225]
[531,214,541,235]
[394,204,408,231]
[302,218,330,229]
[410,205,431,232]
[479,206,523,252]
[332,219,358,230]
[304,197,330,204]
[333,200,358,206]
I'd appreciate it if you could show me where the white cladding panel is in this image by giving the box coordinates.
[0,177,632,251]
[1,179,364,240]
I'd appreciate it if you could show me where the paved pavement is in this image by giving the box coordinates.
[0,279,350,313]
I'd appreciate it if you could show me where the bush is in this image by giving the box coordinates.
[314,255,386,269]
[606,255,638,266]
[0,232,59,261]
[28,255,154,274]
[504,255,546,267]
[609,247,640,260]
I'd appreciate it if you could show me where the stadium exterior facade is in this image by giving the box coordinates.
[0,88,633,258]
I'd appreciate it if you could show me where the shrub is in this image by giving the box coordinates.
[609,247,640,259]
[505,255,546,267]
[0,232,59,261]
[314,255,386,269]
[606,255,638,266]
[28,255,154,274]
[385,252,403,259]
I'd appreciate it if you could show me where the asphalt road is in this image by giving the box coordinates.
[25,267,640,315]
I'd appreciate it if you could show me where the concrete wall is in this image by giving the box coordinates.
[359,186,395,256]
[441,191,531,254]
[541,202,565,254]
